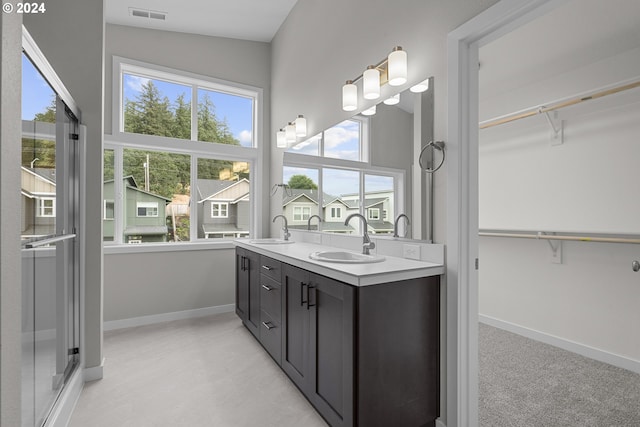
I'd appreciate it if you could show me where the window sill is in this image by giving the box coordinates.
[103,240,236,255]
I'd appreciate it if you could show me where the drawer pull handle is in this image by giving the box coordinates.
[262,321,274,330]
[261,284,273,291]
[262,265,274,271]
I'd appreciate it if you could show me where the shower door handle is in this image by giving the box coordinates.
[632,260,640,272]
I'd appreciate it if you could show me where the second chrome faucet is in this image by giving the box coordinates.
[344,213,375,255]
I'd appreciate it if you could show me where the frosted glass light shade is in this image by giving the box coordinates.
[285,122,296,143]
[276,129,286,148]
[363,66,380,100]
[383,93,400,105]
[362,105,376,116]
[388,47,407,86]
[342,81,358,111]
[295,115,307,137]
[410,78,430,93]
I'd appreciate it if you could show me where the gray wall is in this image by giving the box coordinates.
[24,0,105,372]
[1,10,23,426]
[103,24,271,320]
[104,249,235,321]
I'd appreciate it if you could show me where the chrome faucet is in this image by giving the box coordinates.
[344,213,375,255]
[273,215,291,241]
[393,214,411,238]
[307,214,322,231]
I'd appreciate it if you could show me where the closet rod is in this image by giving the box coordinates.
[479,231,640,244]
[479,79,640,130]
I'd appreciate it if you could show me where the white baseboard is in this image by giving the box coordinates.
[103,304,236,331]
[435,418,446,427]
[83,358,105,382]
[479,314,640,375]
[44,366,83,427]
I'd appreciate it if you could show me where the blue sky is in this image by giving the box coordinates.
[124,73,254,146]
[22,54,54,120]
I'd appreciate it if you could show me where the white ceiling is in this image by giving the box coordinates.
[479,0,640,100]
[105,0,299,42]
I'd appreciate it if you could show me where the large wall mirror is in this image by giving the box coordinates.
[280,77,434,239]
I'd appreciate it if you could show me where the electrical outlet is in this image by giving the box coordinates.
[403,244,421,261]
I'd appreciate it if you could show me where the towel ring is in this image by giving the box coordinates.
[418,140,446,173]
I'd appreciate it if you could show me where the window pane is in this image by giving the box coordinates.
[103,149,115,241]
[324,119,361,161]
[287,132,321,156]
[122,149,190,243]
[22,54,57,240]
[364,174,395,235]
[123,73,192,139]
[322,168,360,234]
[197,88,253,147]
[282,166,319,230]
[197,158,250,239]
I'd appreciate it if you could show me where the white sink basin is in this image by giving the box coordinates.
[249,238,294,244]
[309,250,385,264]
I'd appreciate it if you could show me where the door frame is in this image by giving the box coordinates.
[445,0,568,425]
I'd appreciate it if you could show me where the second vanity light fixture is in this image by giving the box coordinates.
[276,114,307,148]
[342,46,407,112]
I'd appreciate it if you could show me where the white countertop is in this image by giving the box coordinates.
[234,240,444,287]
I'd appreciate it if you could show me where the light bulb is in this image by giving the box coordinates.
[410,78,430,93]
[276,129,286,148]
[362,105,376,116]
[285,122,296,143]
[388,46,407,86]
[363,66,380,100]
[342,80,357,111]
[295,115,307,137]
[383,93,400,105]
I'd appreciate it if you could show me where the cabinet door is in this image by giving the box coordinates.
[235,248,249,321]
[281,264,310,392]
[308,274,355,427]
[244,249,261,338]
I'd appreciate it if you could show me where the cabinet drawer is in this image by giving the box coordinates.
[259,310,282,364]
[259,255,281,281]
[260,275,281,322]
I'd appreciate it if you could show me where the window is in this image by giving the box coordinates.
[287,118,367,162]
[106,58,261,246]
[37,198,55,217]
[368,208,380,220]
[211,202,228,218]
[137,202,158,217]
[104,200,114,219]
[293,206,311,221]
[330,207,342,219]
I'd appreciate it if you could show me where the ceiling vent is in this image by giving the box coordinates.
[129,8,167,21]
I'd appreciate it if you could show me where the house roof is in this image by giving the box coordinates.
[367,220,394,233]
[197,178,249,202]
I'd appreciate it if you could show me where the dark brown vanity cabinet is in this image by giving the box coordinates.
[236,247,440,427]
[235,247,260,338]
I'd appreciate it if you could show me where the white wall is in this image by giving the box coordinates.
[103,24,271,321]
[0,10,23,426]
[479,46,640,365]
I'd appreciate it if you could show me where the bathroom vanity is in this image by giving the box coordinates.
[235,240,443,427]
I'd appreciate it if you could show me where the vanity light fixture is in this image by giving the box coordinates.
[383,93,400,105]
[410,78,430,93]
[295,115,307,137]
[285,122,296,143]
[276,128,286,148]
[362,105,376,116]
[341,46,408,112]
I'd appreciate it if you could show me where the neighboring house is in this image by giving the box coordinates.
[21,166,57,238]
[103,176,171,243]
[197,178,250,239]
[341,190,395,234]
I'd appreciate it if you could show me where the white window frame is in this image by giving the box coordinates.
[136,202,159,217]
[37,197,56,217]
[330,206,342,219]
[367,208,380,221]
[211,202,229,218]
[105,57,264,252]
[293,206,311,221]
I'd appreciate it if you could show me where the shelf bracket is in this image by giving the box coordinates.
[538,232,563,264]
[539,108,564,145]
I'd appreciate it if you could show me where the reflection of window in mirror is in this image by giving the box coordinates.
[323,168,359,234]
[282,166,320,230]
[286,117,368,162]
[364,174,395,235]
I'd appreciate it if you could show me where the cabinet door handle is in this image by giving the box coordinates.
[307,284,316,310]
[300,282,307,307]
[262,265,273,271]
[262,321,274,330]
[261,284,273,291]
[240,256,246,271]
[244,257,250,271]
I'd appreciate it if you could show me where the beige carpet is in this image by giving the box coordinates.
[70,312,328,427]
